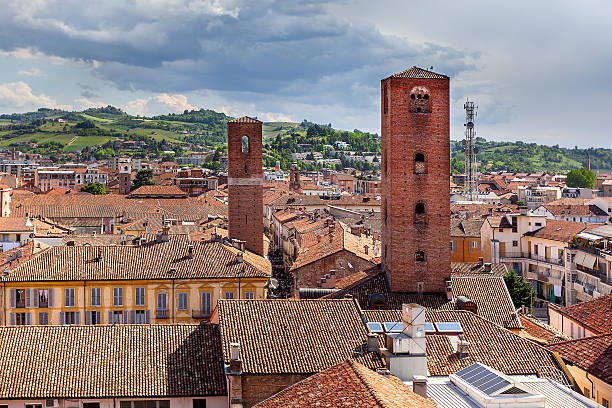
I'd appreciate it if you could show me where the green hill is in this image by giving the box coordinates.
[0,107,610,173]
[450,138,612,173]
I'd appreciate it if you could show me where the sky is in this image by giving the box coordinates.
[0,0,610,148]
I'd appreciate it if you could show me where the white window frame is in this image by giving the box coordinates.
[65,288,75,308]
[113,287,124,307]
[177,292,188,311]
[135,287,146,307]
[91,287,101,307]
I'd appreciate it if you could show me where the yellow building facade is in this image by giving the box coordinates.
[0,235,271,326]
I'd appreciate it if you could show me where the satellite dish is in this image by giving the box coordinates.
[267,278,279,290]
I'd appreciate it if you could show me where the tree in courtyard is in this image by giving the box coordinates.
[566,168,596,188]
[131,169,157,190]
[81,182,106,195]
[504,270,535,309]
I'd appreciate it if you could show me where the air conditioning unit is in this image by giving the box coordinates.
[46,400,59,408]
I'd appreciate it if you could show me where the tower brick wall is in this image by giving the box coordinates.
[381,67,451,293]
[228,116,264,255]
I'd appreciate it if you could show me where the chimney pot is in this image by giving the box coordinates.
[478,257,484,266]
[237,252,244,263]
[367,333,379,352]
[412,375,428,398]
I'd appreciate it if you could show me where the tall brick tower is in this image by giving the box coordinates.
[289,162,302,193]
[228,116,264,255]
[381,67,451,293]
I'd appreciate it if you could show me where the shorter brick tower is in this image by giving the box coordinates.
[228,116,264,255]
[118,158,132,195]
[289,162,302,193]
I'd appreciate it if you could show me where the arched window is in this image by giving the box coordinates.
[415,251,426,262]
[409,86,431,113]
[241,135,250,153]
[415,203,425,214]
[415,152,426,174]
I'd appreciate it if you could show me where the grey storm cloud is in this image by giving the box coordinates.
[0,0,476,99]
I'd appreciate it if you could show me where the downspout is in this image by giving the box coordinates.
[83,280,86,323]
[2,281,5,326]
[171,278,175,323]
[586,372,595,401]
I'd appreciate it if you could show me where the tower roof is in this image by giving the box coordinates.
[387,66,448,79]
[228,116,262,123]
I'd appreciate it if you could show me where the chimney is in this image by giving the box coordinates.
[367,333,379,352]
[456,339,470,358]
[387,304,427,381]
[229,342,242,374]
[445,279,452,300]
[364,245,369,255]
[237,252,244,264]
[412,375,428,398]
[483,263,492,272]
[187,244,194,259]
[478,257,484,266]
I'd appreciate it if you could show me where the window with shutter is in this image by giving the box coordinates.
[178,293,188,310]
[10,313,15,326]
[25,312,31,325]
[201,292,211,315]
[25,289,30,308]
[48,288,53,307]
[65,288,75,307]
[135,287,146,306]
[113,287,123,307]
[60,312,65,325]
[38,312,48,325]
[9,289,15,309]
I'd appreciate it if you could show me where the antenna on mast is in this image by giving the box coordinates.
[463,98,478,201]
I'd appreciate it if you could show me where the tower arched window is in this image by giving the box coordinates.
[415,203,425,214]
[415,152,426,174]
[409,86,431,113]
[241,135,250,153]
[415,251,426,262]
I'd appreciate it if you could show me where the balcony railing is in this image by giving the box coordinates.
[156,309,168,319]
[529,254,564,266]
[192,309,212,319]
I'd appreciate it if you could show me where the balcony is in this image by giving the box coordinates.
[500,251,527,260]
[192,309,212,320]
[156,309,168,319]
[529,254,564,266]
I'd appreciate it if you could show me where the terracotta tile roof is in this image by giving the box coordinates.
[3,236,271,282]
[0,217,34,232]
[11,193,226,222]
[388,66,448,79]
[190,227,229,242]
[216,299,384,375]
[326,266,521,329]
[525,219,589,242]
[548,294,612,334]
[450,219,484,238]
[290,223,378,271]
[0,324,226,398]
[543,204,608,216]
[0,241,40,269]
[253,360,437,408]
[451,262,508,277]
[130,185,188,197]
[61,234,132,246]
[547,333,612,384]
[518,315,571,345]
[363,310,568,384]
[228,116,261,123]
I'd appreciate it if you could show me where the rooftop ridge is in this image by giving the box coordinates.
[387,66,448,79]
[228,116,262,123]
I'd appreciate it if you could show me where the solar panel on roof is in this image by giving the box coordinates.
[383,322,403,333]
[455,363,512,396]
[434,322,463,333]
[367,322,383,333]
[425,322,436,333]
